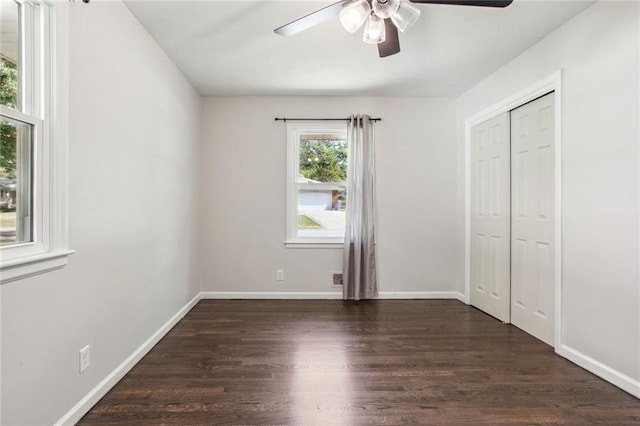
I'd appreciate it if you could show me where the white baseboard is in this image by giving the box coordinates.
[378,291,465,301]
[54,293,201,426]
[200,291,343,299]
[557,344,640,399]
[200,291,466,301]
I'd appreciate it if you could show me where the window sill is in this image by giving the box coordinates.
[285,240,344,249]
[1,249,75,284]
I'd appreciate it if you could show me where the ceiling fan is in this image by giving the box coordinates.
[274,0,513,58]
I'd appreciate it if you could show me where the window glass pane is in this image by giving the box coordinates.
[297,135,347,238]
[1,115,32,246]
[1,0,21,110]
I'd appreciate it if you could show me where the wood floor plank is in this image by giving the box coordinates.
[79,300,640,425]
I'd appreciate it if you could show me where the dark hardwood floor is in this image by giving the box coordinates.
[79,300,640,425]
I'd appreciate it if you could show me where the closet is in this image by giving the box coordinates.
[470,92,555,346]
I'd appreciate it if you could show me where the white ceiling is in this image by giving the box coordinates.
[124,0,593,97]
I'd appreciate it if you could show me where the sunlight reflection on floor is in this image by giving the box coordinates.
[289,331,354,425]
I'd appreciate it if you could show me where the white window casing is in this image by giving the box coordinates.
[285,121,347,249]
[1,1,72,284]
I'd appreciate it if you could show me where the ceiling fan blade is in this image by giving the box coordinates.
[274,0,352,37]
[378,19,400,58]
[408,0,513,7]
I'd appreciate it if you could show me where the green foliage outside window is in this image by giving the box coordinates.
[0,57,17,108]
[299,139,347,183]
[1,57,18,178]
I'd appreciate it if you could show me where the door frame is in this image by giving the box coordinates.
[464,70,563,350]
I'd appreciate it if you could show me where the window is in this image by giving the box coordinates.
[0,116,33,246]
[0,1,71,283]
[286,122,348,248]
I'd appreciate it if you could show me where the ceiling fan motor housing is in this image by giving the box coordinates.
[372,0,401,18]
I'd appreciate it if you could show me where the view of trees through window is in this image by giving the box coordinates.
[299,137,347,182]
[1,2,24,245]
[1,58,18,175]
[297,135,347,238]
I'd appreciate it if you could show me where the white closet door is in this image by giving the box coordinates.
[510,92,555,345]
[470,112,511,322]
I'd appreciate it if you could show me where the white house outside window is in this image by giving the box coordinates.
[0,0,71,283]
[286,122,348,248]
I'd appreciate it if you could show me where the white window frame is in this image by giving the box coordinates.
[285,121,347,249]
[1,0,71,284]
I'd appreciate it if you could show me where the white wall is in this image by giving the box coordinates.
[457,1,639,390]
[0,2,201,424]
[200,96,459,296]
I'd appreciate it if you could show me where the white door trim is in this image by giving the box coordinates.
[464,70,563,350]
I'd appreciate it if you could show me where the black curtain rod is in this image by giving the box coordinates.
[274,117,381,122]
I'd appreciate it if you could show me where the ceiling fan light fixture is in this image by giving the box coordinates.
[371,0,400,19]
[362,13,386,44]
[390,1,421,33]
[339,0,371,33]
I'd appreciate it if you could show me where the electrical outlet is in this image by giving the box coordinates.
[276,269,285,281]
[79,345,90,373]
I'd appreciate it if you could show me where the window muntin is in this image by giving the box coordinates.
[286,122,348,247]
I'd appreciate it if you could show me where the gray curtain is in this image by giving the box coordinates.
[343,114,378,300]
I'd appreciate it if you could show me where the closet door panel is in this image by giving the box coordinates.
[510,92,555,346]
[470,112,510,322]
